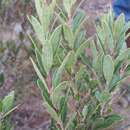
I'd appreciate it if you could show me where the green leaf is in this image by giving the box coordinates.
[2,91,14,113]
[72,9,86,33]
[114,13,125,42]
[114,61,122,74]
[94,114,122,130]
[42,4,55,33]
[60,97,68,123]
[42,40,53,74]
[125,64,130,76]
[93,118,104,130]
[96,28,106,54]
[75,38,90,58]
[34,0,43,23]
[115,48,130,66]
[94,53,104,74]
[95,91,111,103]
[95,91,102,102]
[31,58,49,91]
[82,105,89,119]
[51,81,69,106]
[52,51,73,87]
[44,102,59,122]
[103,55,114,85]
[109,73,121,92]
[35,0,56,33]
[65,51,76,73]
[102,21,114,50]
[104,114,122,126]
[74,30,86,49]
[35,47,47,77]
[65,112,77,130]
[0,73,4,87]
[116,21,130,52]
[57,8,68,24]
[90,40,98,68]
[80,53,91,66]
[63,24,74,49]
[50,25,62,55]
[28,15,45,44]
[37,79,53,107]
[63,0,76,16]
[90,40,98,58]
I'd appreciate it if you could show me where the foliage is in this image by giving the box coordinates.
[29,0,130,130]
[0,91,15,130]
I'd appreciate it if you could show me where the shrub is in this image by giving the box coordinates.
[29,0,130,130]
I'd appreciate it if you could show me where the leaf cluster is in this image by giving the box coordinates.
[29,1,130,130]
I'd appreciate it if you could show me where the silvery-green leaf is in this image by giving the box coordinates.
[115,48,130,66]
[37,79,53,107]
[114,13,125,41]
[34,0,43,23]
[72,9,86,33]
[75,38,91,58]
[95,91,102,102]
[82,105,89,119]
[51,81,69,107]
[95,53,104,74]
[90,40,98,68]
[42,7,53,33]
[65,51,76,73]
[31,58,48,91]
[95,91,111,103]
[103,21,114,49]
[60,97,68,123]
[103,114,122,126]
[28,15,45,44]
[42,41,53,74]
[103,55,114,85]
[109,73,121,92]
[63,24,74,49]
[80,53,91,66]
[50,25,62,55]
[74,30,86,49]
[93,118,104,130]
[65,112,76,130]
[94,114,121,130]
[2,91,14,113]
[63,0,76,16]
[44,102,59,122]
[35,47,47,77]
[52,51,73,87]
[35,0,56,33]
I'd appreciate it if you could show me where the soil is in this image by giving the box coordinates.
[0,0,130,130]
